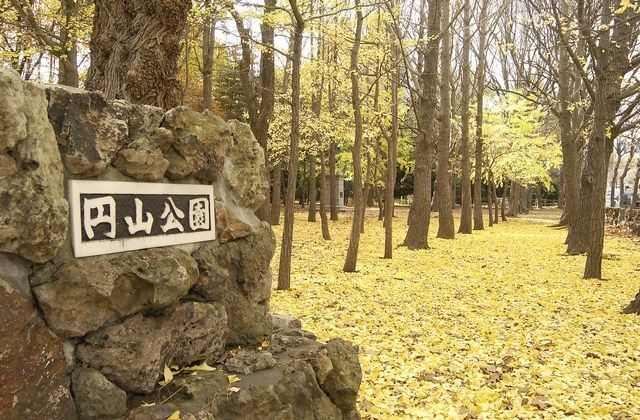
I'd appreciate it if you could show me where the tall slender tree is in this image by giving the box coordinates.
[436,0,455,239]
[277,0,305,290]
[458,0,473,234]
[473,0,488,230]
[343,0,365,272]
[384,0,400,258]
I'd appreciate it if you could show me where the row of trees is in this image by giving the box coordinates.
[2,0,639,284]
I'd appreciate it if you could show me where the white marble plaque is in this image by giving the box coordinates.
[69,180,216,257]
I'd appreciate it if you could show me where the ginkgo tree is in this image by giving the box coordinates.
[483,93,562,213]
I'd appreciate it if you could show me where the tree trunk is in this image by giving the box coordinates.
[384,3,399,258]
[473,0,488,231]
[329,142,339,220]
[631,160,640,208]
[58,48,79,87]
[582,0,636,279]
[271,163,282,225]
[436,0,454,239]
[581,102,609,278]
[458,0,472,234]
[201,0,215,111]
[182,21,190,105]
[403,0,440,250]
[558,167,565,209]
[308,154,317,221]
[536,184,543,209]
[319,150,331,239]
[277,4,304,290]
[451,174,457,209]
[231,0,276,221]
[299,160,306,208]
[558,0,581,243]
[58,0,80,87]
[431,178,440,212]
[488,181,494,226]
[491,176,499,224]
[343,0,364,272]
[501,181,508,221]
[610,147,623,207]
[507,181,518,217]
[86,0,191,108]
[619,145,635,207]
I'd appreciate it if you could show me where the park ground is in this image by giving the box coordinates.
[270,208,640,418]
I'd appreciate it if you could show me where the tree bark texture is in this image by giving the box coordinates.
[384,3,399,258]
[473,0,488,231]
[458,0,472,234]
[319,150,331,239]
[436,0,455,239]
[86,0,192,109]
[271,163,282,225]
[308,154,317,222]
[277,4,304,290]
[403,0,440,250]
[343,0,365,272]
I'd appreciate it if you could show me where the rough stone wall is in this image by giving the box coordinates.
[0,69,361,419]
[605,207,640,235]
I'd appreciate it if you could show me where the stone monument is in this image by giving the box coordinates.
[0,69,361,419]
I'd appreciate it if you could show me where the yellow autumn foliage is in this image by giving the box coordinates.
[270,209,640,418]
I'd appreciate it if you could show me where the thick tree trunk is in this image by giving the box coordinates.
[458,0,472,234]
[581,0,636,278]
[86,0,191,108]
[436,0,454,239]
[581,103,609,278]
[403,0,440,250]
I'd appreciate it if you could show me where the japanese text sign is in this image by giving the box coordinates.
[68,180,216,257]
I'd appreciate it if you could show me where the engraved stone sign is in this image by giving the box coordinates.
[69,180,216,257]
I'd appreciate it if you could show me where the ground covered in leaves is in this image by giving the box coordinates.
[270,208,640,418]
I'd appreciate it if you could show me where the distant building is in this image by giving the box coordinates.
[324,173,348,211]
[607,154,638,207]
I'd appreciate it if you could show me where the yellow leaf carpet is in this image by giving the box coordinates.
[270,208,640,418]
